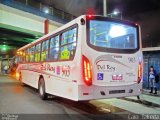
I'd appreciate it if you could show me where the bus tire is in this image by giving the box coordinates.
[38,77,47,100]
[18,72,21,81]
[19,73,25,86]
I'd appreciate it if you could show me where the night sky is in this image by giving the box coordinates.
[106,0,160,17]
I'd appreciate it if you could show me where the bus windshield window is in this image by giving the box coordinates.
[89,20,138,49]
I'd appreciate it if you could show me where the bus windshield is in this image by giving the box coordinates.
[89,20,138,50]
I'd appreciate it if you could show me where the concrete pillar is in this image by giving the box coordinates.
[44,19,49,34]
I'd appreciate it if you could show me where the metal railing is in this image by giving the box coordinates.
[0,0,76,24]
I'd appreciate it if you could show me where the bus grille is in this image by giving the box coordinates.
[109,90,125,94]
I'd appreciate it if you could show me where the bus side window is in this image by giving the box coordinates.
[17,51,25,63]
[26,49,30,62]
[21,50,25,63]
[61,31,68,46]
[29,46,35,62]
[68,28,77,43]
[60,27,77,60]
[41,40,49,61]
[49,36,59,61]
[17,52,21,63]
[35,43,41,62]
[60,46,70,60]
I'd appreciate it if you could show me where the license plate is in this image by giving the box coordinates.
[112,74,123,80]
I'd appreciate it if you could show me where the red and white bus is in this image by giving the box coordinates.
[16,15,143,101]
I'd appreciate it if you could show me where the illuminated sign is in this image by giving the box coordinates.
[112,74,123,80]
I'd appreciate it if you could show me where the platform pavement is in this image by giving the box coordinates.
[97,92,160,114]
[142,89,160,96]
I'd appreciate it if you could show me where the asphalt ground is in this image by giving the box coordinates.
[1,75,159,120]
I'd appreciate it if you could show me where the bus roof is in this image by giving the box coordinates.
[17,15,137,51]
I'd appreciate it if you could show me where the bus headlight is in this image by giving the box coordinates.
[16,72,20,79]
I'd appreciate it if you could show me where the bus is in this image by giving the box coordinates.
[16,15,143,101]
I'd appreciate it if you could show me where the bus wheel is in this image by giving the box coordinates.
[38,78,47,100]
[19,73,25,86]
[19,73,22,81]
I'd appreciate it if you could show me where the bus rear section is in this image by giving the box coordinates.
[78,16,143,100]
